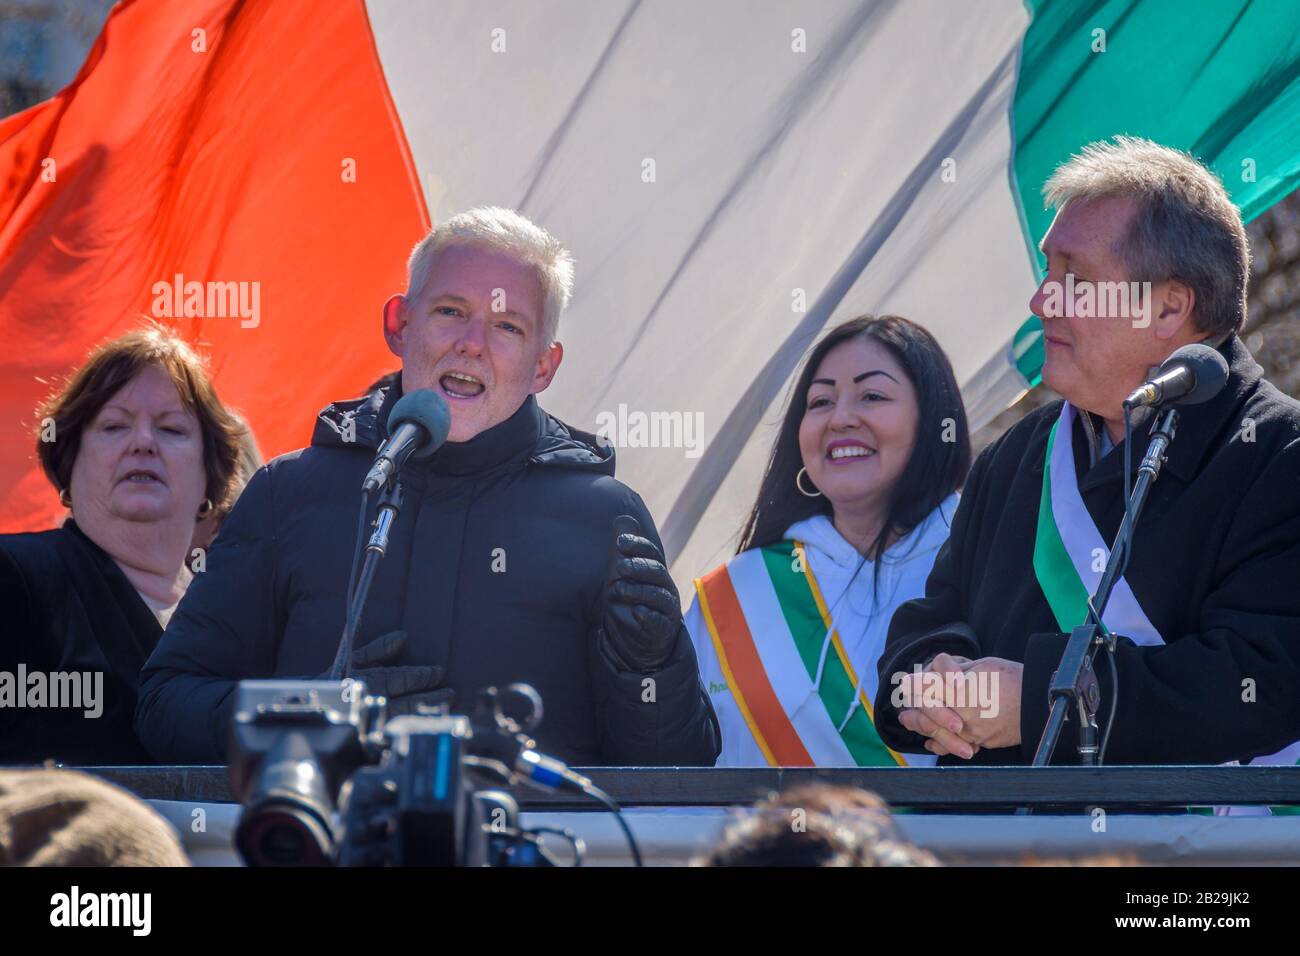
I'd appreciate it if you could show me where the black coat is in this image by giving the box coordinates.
[136,385,719,766]
[874,335,1300,765]
[0,521,161,764]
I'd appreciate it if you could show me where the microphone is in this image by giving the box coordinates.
[513,748,594,795]
[1122,343,1229,410]
[362,389,451,492]
[464,683,593,795]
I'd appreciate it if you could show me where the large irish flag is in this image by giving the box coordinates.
[2,0,1299,588]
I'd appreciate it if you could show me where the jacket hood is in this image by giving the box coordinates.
[312,383,614,476]
[783,492,958,569]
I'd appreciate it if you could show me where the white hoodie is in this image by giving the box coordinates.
[687,494,958,767]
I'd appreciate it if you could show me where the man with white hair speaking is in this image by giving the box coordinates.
[874,137,1300,767]
[137,207,720,766]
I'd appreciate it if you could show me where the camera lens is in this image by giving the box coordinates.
[237,803,333,866]
[234,733,338,866]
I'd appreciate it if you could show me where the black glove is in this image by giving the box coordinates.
[328,630,453,716]
[601,514,684,672]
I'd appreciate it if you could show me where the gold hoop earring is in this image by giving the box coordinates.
[197,498,214,519]
[59,488,72,509]
[796,467,822,498]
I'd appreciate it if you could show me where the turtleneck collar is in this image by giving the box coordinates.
[432,394,544,476]
[380,378,545,478]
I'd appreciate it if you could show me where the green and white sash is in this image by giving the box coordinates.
[1034,403,1300,805]
[1034,403,1158,642]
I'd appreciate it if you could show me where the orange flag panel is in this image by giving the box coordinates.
[0,0,428,532]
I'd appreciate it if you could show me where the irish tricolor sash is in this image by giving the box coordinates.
[694,541,930,767]
[1034,403,1157,641]
[1033,403,1300,792]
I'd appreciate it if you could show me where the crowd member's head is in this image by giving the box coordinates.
[37,322,245,552]
[738,314,970,559]
[1030,135,1249,420]
[0,769,189,867]
[382,206,575,442]
[694,784,938,867]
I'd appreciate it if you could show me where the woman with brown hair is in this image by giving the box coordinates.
[0,323,246,765]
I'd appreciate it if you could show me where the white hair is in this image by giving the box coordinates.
[406,206,575,343]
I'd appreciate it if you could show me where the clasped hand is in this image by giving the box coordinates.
[895,653,1023,759]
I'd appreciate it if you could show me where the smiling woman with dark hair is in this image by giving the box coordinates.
[686,315,970,767]
[0,323,245,765]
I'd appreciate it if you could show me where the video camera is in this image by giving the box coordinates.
[227,679,597,867]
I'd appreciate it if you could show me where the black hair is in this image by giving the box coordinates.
[736,315,970,562]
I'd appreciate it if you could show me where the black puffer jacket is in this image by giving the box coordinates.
[136,384,719,766]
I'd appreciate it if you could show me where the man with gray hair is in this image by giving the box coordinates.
[137,206,720,766]
[874,137,1300,767]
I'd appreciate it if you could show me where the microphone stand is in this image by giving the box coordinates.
[1029,405,1179,767]
[329,478,406,680]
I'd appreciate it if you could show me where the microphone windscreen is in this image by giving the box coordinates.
[1163,343,1229,406]
[387,389,452,458]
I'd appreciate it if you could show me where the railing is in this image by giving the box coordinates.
[84,764,1300,811]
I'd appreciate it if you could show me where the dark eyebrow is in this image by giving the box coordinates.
[811,370,899,387]
[101,404,188,417]
[855,370,898,384]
